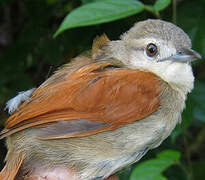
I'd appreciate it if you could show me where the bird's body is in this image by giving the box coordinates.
[0,19,201,180]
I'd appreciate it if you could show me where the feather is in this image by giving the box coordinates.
[38,120,110,140]
[0,155,24,180]
[0,62,162,140]
[92,34,110,60]
[4,88,36,114]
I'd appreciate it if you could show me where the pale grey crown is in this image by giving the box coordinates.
[121,19,192,50]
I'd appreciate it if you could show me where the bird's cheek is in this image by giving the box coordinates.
[128,52,150,68]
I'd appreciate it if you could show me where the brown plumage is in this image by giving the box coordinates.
[2,62,161,140]
[2,34,161,140]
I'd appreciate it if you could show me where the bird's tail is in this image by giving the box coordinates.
[0,155,24,180]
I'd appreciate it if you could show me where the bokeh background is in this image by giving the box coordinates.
[0,0,205,179]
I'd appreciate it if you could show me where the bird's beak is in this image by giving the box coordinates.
[159,48,202,63]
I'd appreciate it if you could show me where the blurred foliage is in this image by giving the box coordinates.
[0,0,205,179]
[130,150,180,180]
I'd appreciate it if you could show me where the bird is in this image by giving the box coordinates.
[0,19,201,180]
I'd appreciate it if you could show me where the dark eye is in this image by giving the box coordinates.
[146,43,158,57]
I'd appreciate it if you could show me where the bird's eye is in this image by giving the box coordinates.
[146,43,158,57]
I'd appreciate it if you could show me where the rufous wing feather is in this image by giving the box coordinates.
[0,61,162,139]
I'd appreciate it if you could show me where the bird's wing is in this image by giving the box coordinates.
[1,61,162,139]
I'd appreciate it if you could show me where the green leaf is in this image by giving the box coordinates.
[157,150,180,161]
[54,0,144,37]
[154,0,171,11]
[144,5,155,12]
[152,174,168,180]
[130,159,169,180]
[130,150,180,180]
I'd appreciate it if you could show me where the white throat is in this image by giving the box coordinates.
[160,62,194,94]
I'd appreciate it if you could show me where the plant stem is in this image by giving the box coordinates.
[190,128,205,153]
[144,6,161,19]
[172,0,177,24]
[155,11,160,19]
[182,123,193,180]
[176,161,190,179]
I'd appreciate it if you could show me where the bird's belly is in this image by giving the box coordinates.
[10,108,180,180]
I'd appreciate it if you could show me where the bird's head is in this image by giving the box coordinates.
[107,19,201,93]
